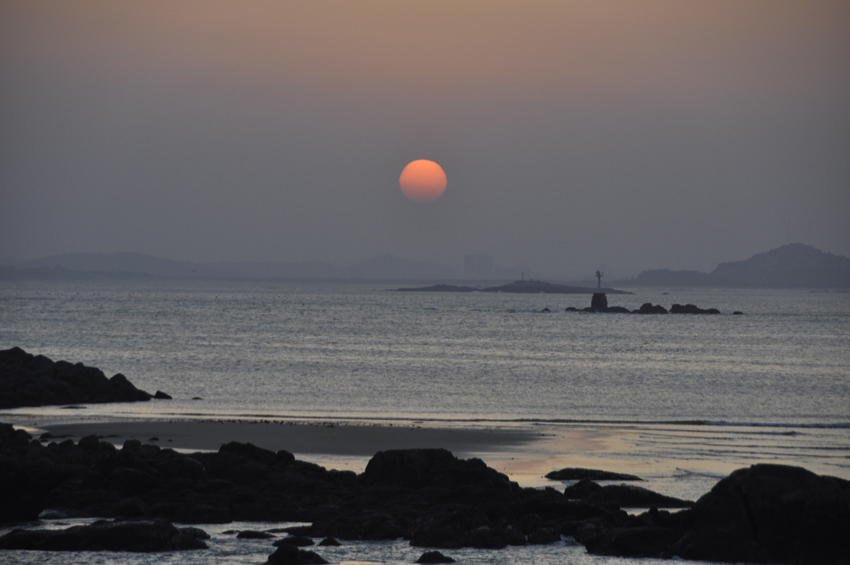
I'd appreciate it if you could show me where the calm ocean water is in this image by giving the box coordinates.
[1,279,848,564]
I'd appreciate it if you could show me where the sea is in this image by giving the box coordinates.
[1,278,848,565]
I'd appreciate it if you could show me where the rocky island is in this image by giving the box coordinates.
[397,280,631,295]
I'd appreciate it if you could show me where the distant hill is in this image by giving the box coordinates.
[397,279,631,295]
[633,244,850,288]
[0,252,464,281]
[15,253,197,277]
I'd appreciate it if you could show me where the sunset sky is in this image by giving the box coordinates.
[2,1,848,278]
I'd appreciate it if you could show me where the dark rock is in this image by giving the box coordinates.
[0,518,208,551]
[547,468,642,481]
[415,550,456,563]
[78,434,101,451]
[179,526,211,540]
[362,448,513,491]
[669,464,850,564]
[564,481,693,508]
[585,525,682,557]
[563,479,603,499]
[527,526,560,544]
[318,537,340,546]
[733,311,744,315]
[154,390,172,399]
[634,303,668,314]
[267,543,328,564]
[605,306,631,313]
[123,438,142,451]
[0,347,153,409]
[219,441,281,467]
[670,303,721,315]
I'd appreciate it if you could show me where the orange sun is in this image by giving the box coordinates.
[399,160,447,203]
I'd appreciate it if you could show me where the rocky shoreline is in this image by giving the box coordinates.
[1,423,848,563]
[0,347,169,409]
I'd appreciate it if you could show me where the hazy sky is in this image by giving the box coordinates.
[2,1,848,278]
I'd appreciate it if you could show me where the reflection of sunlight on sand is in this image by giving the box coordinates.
[481,426,633,489]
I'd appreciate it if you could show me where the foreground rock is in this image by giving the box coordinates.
[266,543,328,564]
[1,423,847,562]
[563,480,694,508]
[0,518,208,552]
[585,464,850,563]
[546,468,642,481]
[0,347,154,409]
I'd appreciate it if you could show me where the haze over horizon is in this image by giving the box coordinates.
[2,1,848,279]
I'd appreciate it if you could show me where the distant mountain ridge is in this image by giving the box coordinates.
[633,244,850,288]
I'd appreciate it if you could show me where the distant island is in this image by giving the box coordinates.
[396,280,631,295]
[2,244,848,288]
[632,244,850,289]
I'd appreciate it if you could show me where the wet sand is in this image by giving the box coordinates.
[41,419,542,459]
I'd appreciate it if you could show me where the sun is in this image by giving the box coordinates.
[399,160,447,203]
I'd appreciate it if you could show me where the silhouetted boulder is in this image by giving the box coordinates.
[669,464,850,563]
[267,543,328,564]
[564,480,694,508]
[416,550,456,563]
[154,390,172,399]
[635,303,668,314]
[546,468,642,481]
[362,448,513,491]
[670,304,720,315]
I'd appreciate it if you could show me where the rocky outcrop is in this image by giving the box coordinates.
[1,423,846,562]
[634,303,668,314]
[545,468,642,481]
[0,518,208,551]
[266,543,329,564]
[416,550,456,563]
[563,480,694,508]
[572,298,725,315]
[0,347,155,408]
[585,464,850,563]
[669,303,720,314]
